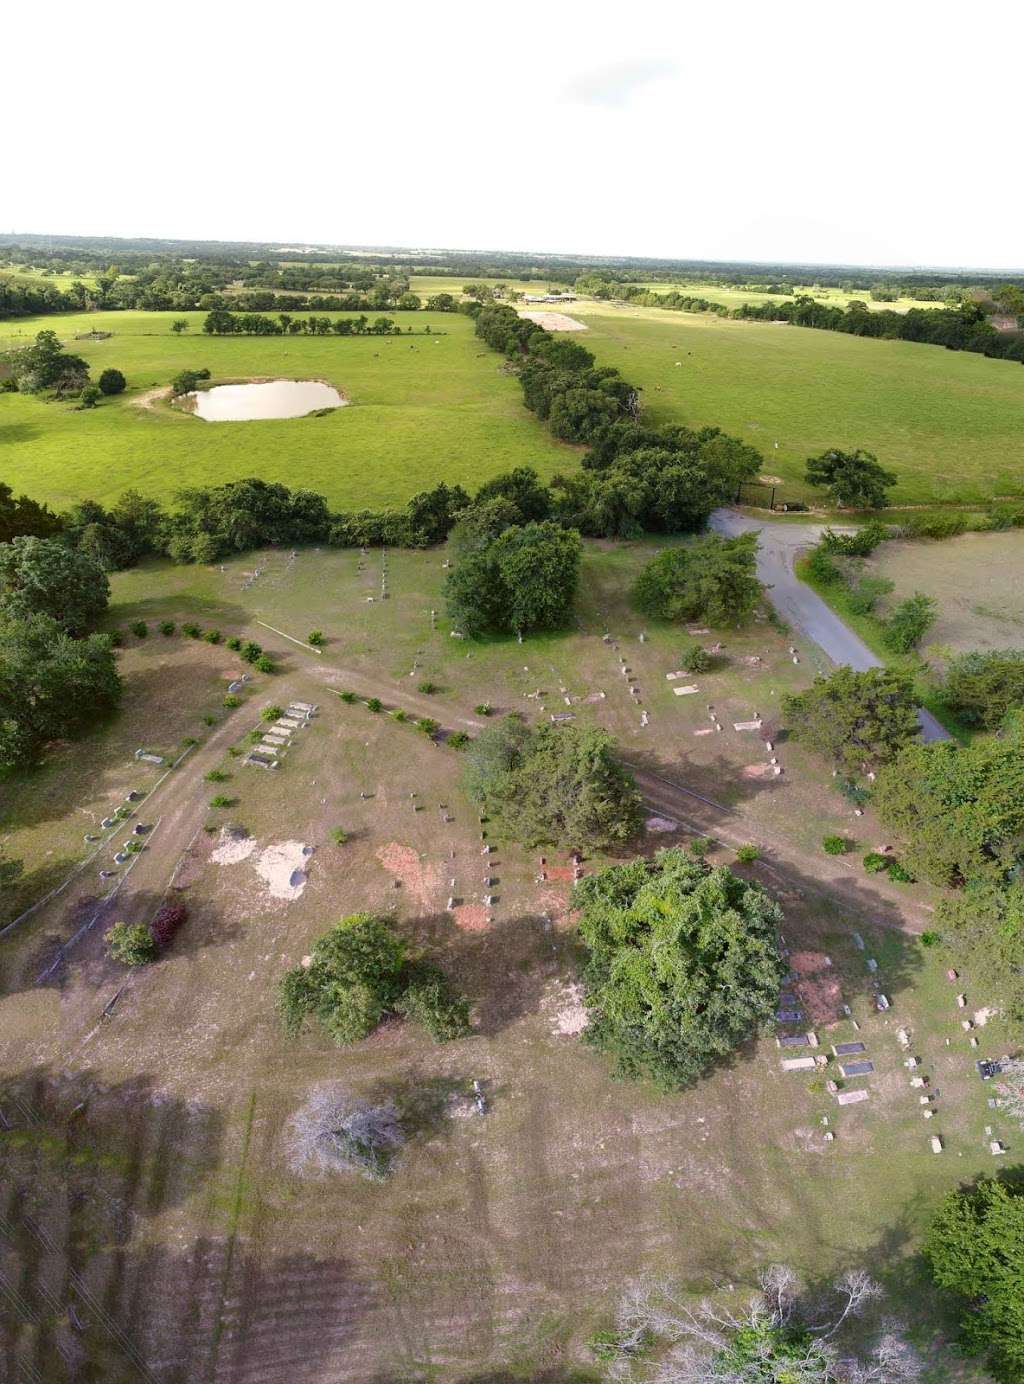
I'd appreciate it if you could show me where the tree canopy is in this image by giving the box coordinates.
[0,613,121,769]
[0,481,61,544]
[277,913,468,1046]
[464,718,642,851]
[782,666,919,773]
[445,520,581,637]
[926,1176,1024,1383]
[0,535,109,635]
[805,448,897,509]
[575,849,785,1088]
[942,649,1024,729]
[632,532,761,625]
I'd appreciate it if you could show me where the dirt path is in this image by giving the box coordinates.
[129,386,170,412]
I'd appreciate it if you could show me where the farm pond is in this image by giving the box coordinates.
[187,379,345,420]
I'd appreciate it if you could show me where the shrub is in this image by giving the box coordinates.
[241,640,263,663]
[338,690,357,704]
[205,769,229,782]
[396,962,471,1040]
[883,592,937,653]
[847,575,894,615]
[97,367,127,396]
[79,384,101,409]
[203,713,217,724]
[330,827,349,845]
[261,705,284,722]
[308,629,325,647]
[920,930,941,947]
[366,697,382,713]
[447,731,470,749]
[182,735,198,746]
[105,921,156,966]
[150,902,187,950]
[182,622,201,638]
[475,703,493,716]
[130,620,148,638]
[254,655,276,674]
[159,620,176,636]
[822,834,847,855]
[942,650,1024,729]
[109,630,123,646]
[735,844,760,863]
[689,836,711,857]
[862,851,889,874]
[417,681,439,695]
[416,717,440,737]
[804,545,841,584]
[390,708,409,723]
[223,694,241,708]
[209,794,233,808]
[679,639,712,673]
[202,629,222,644]
[887,860,915,882]
[226,635,242,651]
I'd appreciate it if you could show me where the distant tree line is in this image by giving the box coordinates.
[200,309,418,337]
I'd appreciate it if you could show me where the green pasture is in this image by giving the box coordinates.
[628,280,946,313]
[568,304,1024,505]
[0,309,573,511]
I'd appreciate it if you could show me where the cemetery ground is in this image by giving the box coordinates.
[0,540,1007,1380]
[0,309,572,512]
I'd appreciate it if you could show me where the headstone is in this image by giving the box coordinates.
[837,1089,870,1106]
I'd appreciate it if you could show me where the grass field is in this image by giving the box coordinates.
[0,541,1003,1379]
[0,310,573,512]
[629,280,949,314]
[563,300,1024,506]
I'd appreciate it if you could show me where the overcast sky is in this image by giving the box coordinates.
[7,0,1022,269]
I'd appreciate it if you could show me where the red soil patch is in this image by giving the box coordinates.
[452,904,490,932]
[545,865,577,882]
[791,950,844,1025]
[375,842,442,912]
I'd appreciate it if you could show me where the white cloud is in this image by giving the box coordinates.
[563,59,678,108]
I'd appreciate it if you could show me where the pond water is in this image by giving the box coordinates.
[187,379,345,421]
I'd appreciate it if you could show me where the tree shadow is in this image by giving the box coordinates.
[624,746,788,813]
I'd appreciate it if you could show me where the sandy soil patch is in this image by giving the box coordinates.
[517,311,588,331]
[212,828,257,865]
[645,816,678,833]
[543,979,590,1036]
[130,386,171,412]
[255,840,312,901]
[376,842,442,912]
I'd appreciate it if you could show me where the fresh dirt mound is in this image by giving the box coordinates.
[256,841,312,901]
[544,980,590,1036]
[376,842,441,912]
[452,903,489,932]
[791,949,844,1025]
[212,828,257,865]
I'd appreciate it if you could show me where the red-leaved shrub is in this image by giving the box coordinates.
[150,902,188,951]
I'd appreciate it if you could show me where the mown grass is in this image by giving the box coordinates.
[568,303,1024,506]
[0,309,573,511]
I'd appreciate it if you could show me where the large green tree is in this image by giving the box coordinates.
[805,448,897,508]
[0,482,62,543]
[575,850,785,1088]
[464,718,642,851]
[445,521,581,636]
[926,1176,1024,1382]
[0,535,109,635]
[782,666,919,773]
[943,649,1024,729]
[632,532,761,625]
[0,614,122,769]
[873,714,1024,887]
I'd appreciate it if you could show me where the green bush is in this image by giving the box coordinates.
[887,860,915,882]
[254,655,276,674]
[689,836,711,857]
[223,694,241,708]
[205,769,229,783]
[822,834,848,855]
[679,639,712,674]
[98,367,127,396]
[862,851,889,874]
[475,703,493,716]
[105,921,156,966]
[735,844,760,863]
[241,640,262,663]
[883,593,938,653]
[447,731,470,749]
[261,705,284,722]
[159,620,176,636]
[417,680,439,695]
[804,545,842,584]
[366,697,382,713]
[920,930,941,947]
[308,630,325,647]
[847,575,894,615]
[202,629,222,644]
[209,794,234,808]
[182,622,201,638]
[337,690,357,704]
[416,717,440,736]
[130,620,148,639]
[226,636,242,651]
[330,827,349,845]
[395,962,471,1040]
[390,708,409,723]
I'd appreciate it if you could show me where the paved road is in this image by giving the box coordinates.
[709,509,950,742]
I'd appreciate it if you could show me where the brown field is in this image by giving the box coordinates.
[0,542,1003,1381]
[865,529,1024,657]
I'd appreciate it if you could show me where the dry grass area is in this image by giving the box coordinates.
[0,543,1005,1381]
[865,530,1024,657]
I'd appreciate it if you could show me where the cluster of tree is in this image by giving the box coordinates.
[804,448,897,509]
[632,532,761,625]
[463,718,642,852]
[471,308,763,534]
[105,902,188,966]
[0,481,61,543]
[163,478,333,562]
[201,309,408,336]
[805,528,937,654]
[0,542,120,769]
[782,667,920,775]
[926,1174,1024,1383]
[277,913,470,1045]
[575,849,785,1088]
[734,296,1024,364]
[601,1265,924,1381]
[1,329,127,408]
[941,649,1024,729]
[445,519,581,636]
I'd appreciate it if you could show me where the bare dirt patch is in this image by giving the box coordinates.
[255,840,312,901]
[452,903,490,932]
[375,841,442,912]
[130,385,171,412]
[517,311,588,331]
[543,979,590,1036]
[212,827,258,866]
[791,949,844,1025]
